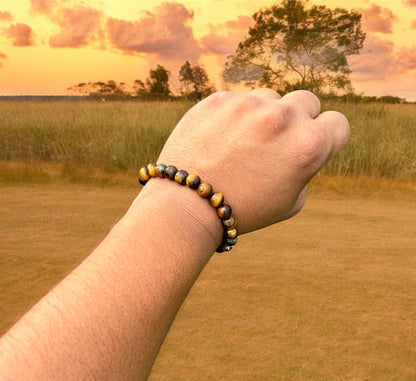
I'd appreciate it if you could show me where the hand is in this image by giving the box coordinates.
[158,89,349,234]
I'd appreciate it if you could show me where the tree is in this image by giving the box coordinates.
[68,80,131,100]
[145,65,171,100]
[223,0,365,95]
[178,61,216,100]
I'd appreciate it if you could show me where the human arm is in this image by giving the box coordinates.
[0,89,349,380]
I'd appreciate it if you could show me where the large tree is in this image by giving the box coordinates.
[178,61,216,100]
[223,0,365,94]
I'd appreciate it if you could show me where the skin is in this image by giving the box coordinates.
[0,89,349,380]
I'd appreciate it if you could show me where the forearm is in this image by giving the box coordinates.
[0,179,222,380]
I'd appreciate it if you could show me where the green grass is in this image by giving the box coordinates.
[0,100,415,183]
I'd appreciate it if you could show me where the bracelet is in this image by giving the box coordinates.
[138,163,238,253]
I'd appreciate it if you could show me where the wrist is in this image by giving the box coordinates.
[129,176,224,256]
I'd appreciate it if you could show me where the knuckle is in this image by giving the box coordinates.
[295,127,328,168]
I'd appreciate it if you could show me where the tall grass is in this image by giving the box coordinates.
[322,101,416,180]
[0,101,192,172]
[0,100,415,181]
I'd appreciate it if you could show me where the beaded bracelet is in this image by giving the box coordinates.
[138,163,238,253]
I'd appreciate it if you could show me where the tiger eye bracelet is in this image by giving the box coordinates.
[138,163,238,253]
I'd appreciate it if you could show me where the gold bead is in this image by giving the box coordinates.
[139,167,150,181]
[198,182,212,198]
[147,163,157,177]
[210,192,224,208]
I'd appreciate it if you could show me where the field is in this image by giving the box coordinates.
[1,100,416,379]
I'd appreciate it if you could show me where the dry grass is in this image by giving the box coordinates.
[1,181,416,380]
[0,100,415,182]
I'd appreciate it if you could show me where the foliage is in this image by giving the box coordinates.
[178,61,216,100]
[68,80,131,100]
[223,0,365,95]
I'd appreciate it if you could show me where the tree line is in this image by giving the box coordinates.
[69,0,409,103]
[68,61,216,101]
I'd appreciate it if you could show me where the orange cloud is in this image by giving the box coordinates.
[30,0,56,14]
[361,4,398,33]
[49,6,103,48]
[4,23,34,46]
[200,15,253,55]
[107,2,199,61]
[403,0,416,6]
[0,11,13,22]
[349,35,416,82]
[412,19,416,28]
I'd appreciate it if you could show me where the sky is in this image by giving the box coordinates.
[0,0,415,100]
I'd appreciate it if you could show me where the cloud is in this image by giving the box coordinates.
[0,11,13,22]
[360,4,398,33]
[403,0,416,6]
[4,23,34,46]
[412,19,416,29]
[200,15,253,55]
[349,35,416,82]
[49,6,103,48]
[107,2,200,61]
[30,0,57,14]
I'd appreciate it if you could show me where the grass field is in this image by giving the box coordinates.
[0,100,415,182]
[1,182,415,380]
[1,99,416,379]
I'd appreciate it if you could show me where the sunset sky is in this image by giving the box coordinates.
[0,0,415,100]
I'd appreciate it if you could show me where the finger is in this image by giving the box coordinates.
[314,111,350,158]
[250,88,282,100]
[280,90,321,118]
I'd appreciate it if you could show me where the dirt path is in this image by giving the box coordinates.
[1,184,416,379]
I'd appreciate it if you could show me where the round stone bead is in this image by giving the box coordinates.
[222,216,236,229]
[138,175,148,186]
[174,170,188,185]
[139,166,150,181]
[210,192,224,208]
[156,164,167,178]
[186,174,201,189]
[165,165,178,180]
[226,227,238,239]
[147,163,157,177]
[197,182,212,198]
[216,243,232,253]
[217,205,232,219]
[226,237,237,246]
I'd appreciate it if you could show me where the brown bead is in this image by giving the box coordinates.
[175,170,188,185]
[210,192,224,208]
[197,182,212,198]
[217,205,232,219]
[138,175,148,186]
[147,163,157,177]
[165,165,178,179]
[226,237,237,246]
[156,164,167,178]
[222,216,236,228]
[186,174,201,189]
[226,227,238,239]
[139,166,150,181]
[216,243,232,253]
